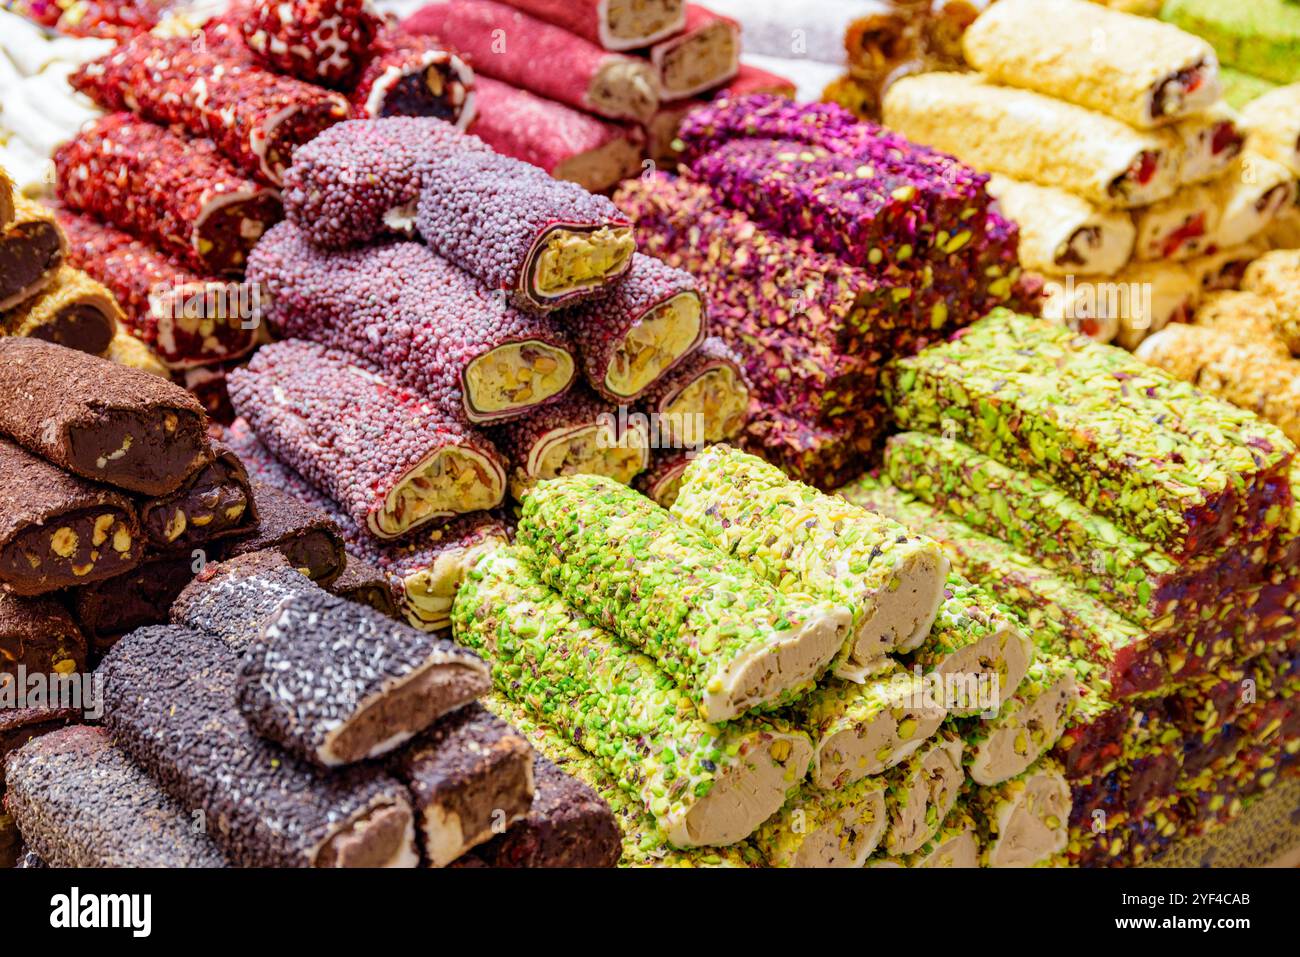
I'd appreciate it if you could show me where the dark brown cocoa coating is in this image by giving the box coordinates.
[171,548,311,653]
[390,704,534,866]
[99,624,418,868]
[0,814,18,869]
[73,554,198,648]
[24,303,117,355]
[0,707,79,790]
[0,437,141,596]
[221,482,346,585]
[328,556,399,619]
[139,442,257,551]
[0,216,63,311]
[0,591,87,682]
[469,755,621,868]
[0,338,211,495]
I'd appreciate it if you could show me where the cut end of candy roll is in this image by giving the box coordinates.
[669,728,813,847]
[464,340,576,421]
[633,453,691,507]
[591,58,660,124]
[853,547,950,660]
[604,292,704,399]
[969,670,1078,787]
[884,733,964,856]
[0,198,66,312]
[356,37,476,130]
[527,223,636,306]
[258,98,354,186]
[979,764,1071,868]
[313,794,420,868]
[660,364,749,443]
[512,412,650,500]
[652,9,740,100]
[927,616,1035,719]
[399,526,511,632]
[909,814,981,868]
[67,406,210,497]
[755,778,887,868]
[604,0,687,50]
[370,446,506,539]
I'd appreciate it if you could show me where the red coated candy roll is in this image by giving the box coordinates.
[635,335,749,447]
[69,34,350,185]
[350,26,476,129]
[227,338,508,539]
[55,210,259,371]
[55,114,282,277]
[648,5,739,99]
[494,0,686,51]
[241,0,384,88]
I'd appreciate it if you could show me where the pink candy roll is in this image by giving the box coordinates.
[635,335,750,446]
[719,62,796,100]
[492,0,686,52]
[469,77,643,193]
[649,5,739,100]
[350,26,476,127]
[241,0,384,88]
[403,0,659,123]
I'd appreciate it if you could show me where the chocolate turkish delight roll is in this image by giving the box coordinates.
[0,196,66,312]
[69,34,350,185]
[350,26,476,127]
[390,704,534,867]
[138,442,256,552]
[516,474,851,721]
[489,386,650,500]
[751,777,888,868]
[221,482,347,585]
[54,114,283,276]
[1210,153,1297,248]
[0,708,80,792]
[454,547,815,846]
[633,451,691,507]
[0,591,86,682]
[404,0,657,123]
[0,338,211,495]
[467,76,642,194]
[567,253,704,403]
[648,5,739,99]
[328,557,400,619]
[0,265,118,355]
[4,725,228,868]
[233,585,491,767]
[968,759,1072,867]
[672,444,950,668]
[881,730,964,856]
[415,144,635,312]
[73,554,198,659]
[635,336,749,447]
[241,0,382,88]
[246,223,577,424]
[228,340,507,538]
[962,0,1221,129]
[100,624,420,868]
[985,175,1135,277]
[493,0,686,51]
[0,439,141,596]
[1172,102,1245,185]
[1242,85,1300,176]
[55,211,259,370]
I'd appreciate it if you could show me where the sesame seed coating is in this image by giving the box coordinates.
[246,222,576,423]
[99,624,420,867]
[4,725,229,868]
[227,339,507,538]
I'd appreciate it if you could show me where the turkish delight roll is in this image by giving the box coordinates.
[1041,259,1199,349]
[963,0,1220,128]
[881,730,964,856]
[72,555,198,656]
[0,591,86,681]
[54,211,259,370]
[1210,153,1298,248]
[647,5,739,99]
[797,665,947,789]
[221,483,348,584]
[416,144,635,312]
[883,72,1182,208]
[1172,103,1245,185]
[751,777,888,868]
[1133,183,1221,261]
[672,444,949,668]
[328,557,400,619]
[404,0,657,123]
[516,474,851,721]
[0,438,140,596]
[137,442,255,553]
[1242,85,1300,176]
[469,78,642,193]
[961,656,1077,787]
[870,805,980,868]
[454,547,815,846]
[967,759,1071,867]
[100,624,420,868]
[0,265,118,356]
[228,339,507,538]
[986,175,1134,277]
[0,196,66,312]
[350,26,476,127]
[4,725,228,868]
[240,0,383,88]
[494,0,686,51]
[634,336,749,446]
[568,253,704,403]
[69,34,350,185]
[246,223,577,424]
[489,386,649,500]
[1160,0,1300,86]
[1243,249,1300,353]
[54,114,282,276]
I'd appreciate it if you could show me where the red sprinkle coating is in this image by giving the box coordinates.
[241,0,383,88]
[227,338,507,538]
[69,34,350,185]
[350,25,476,128]
[246,221,576,423]
[740,409,879,491]
[489,0,686,51]
[54,113,282,277]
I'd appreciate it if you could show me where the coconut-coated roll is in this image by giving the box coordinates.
[987,174,1135,276]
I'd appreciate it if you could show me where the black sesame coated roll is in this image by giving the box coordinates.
[220,481,347,586]
[100,624,420,868]
[171,549,319,654]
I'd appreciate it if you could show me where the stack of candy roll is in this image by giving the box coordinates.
[0,196,66,313]
[0,265,119,356]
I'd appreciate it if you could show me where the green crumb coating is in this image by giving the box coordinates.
[452,547,814,848]
[670,443,949,666]
[751,776,887,868]
[869,802,980,868]
[883,309,1294,558]
[881,729,965,856]
[1218,66,1278,108]
[516,474,850,721]
[1161,0,1300,85]
[884,431,1277,627]
[966,757,1071,868]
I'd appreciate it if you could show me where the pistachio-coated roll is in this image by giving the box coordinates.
[516,474,851,721]
[751,777,887,868]
[966,759,1072,867]
[961,656,1077,787]
[986,174,1134,276]
[881,730,964,855]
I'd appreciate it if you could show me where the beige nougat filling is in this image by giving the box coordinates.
[532,226,636,298]
[465,341,574,416]
[608,0,683,40]
[606,292,703,397]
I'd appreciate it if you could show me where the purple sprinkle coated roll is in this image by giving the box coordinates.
[415,146,636,312]
[227,339,507,540]
[565,252,705,403]
[247,222,577,423]
[636,335,750,446]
